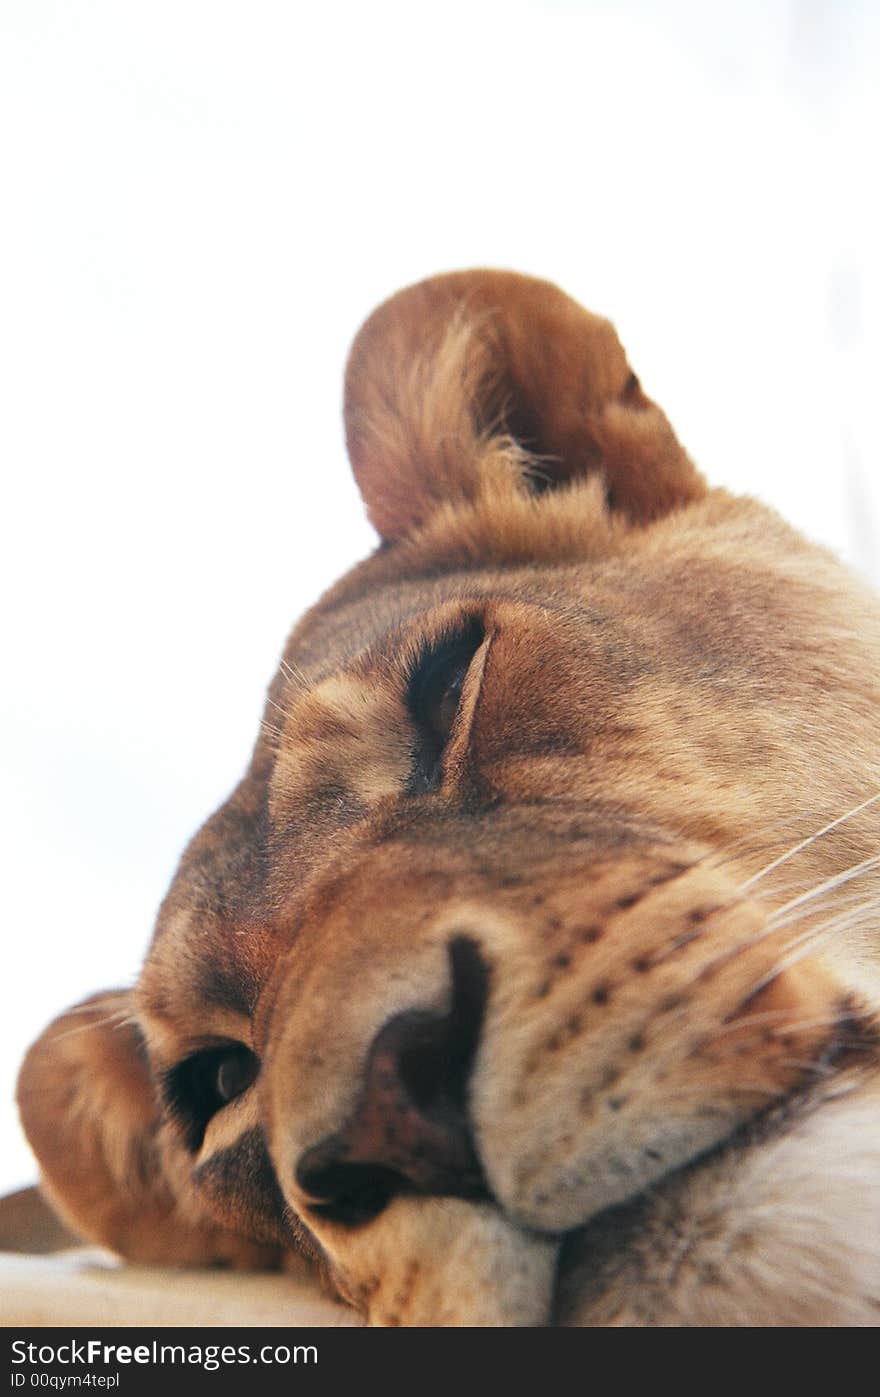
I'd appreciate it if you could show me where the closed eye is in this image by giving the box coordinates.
[407,618,485,793]
[163,1043,260,1152]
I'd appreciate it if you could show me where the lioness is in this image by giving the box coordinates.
[17,271,880,1326]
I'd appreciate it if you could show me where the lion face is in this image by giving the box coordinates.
[18,271,880,1325]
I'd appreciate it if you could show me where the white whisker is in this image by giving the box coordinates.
[53,996,132,1017]
[265,696,293,721]
[764,882,880,933]
[775,1056,838,1078]
[52,1011,138,1043]
[768,853,880,922]
[679,873,880,995]
[714,1009,849,1039]
[737,903,880,1005]
[776,893,880,959]
[279,657,309,688]
[740,791,880,892]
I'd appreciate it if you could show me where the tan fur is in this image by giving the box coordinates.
[17,270,880,1325]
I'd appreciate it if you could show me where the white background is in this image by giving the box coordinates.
[1,0,878,1196]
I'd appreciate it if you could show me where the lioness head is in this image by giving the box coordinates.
[18,270,880,1325]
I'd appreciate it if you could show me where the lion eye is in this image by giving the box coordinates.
[417,651,471,743]
[407,620,484,791]
[164,1043,260,1151]
[215,1048,258,1104]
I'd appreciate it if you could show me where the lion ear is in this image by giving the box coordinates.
[344,269,706,542]
[17,992,276,1268]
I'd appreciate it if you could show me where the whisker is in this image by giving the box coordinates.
[740,791,880,891]
[714,1009,849,1039]
[735,902,880,1007]
[279,657,310,689]
[768,853,880,922]
[726,1082,784,1101]
[697,836,806,880]
[52,1010,138,1043]
[709,892,880,1012]
[677,879,879,994]
[53,997,132,1017]
[763,882,880,933]
[776,892,880,959]
[775,1056,838,1078]
[265,696,294,722]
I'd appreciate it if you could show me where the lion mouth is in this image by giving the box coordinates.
[293,927,875,1251]
[284,956,880,1328]
[293,924,731,1239]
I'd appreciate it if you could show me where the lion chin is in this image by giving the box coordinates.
[17,270,880,1326]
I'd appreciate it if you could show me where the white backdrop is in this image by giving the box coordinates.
[1,0,878,1196]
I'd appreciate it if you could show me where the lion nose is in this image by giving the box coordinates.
[294,937,490,1225]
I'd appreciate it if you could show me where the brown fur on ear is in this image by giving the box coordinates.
[344,269,706,542]
[16,992,280,1269]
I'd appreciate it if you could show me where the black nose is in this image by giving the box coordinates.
[294,937,490,1225]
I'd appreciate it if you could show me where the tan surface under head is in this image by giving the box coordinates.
[0,1248,358,1328]
[0,1187,357,1328]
